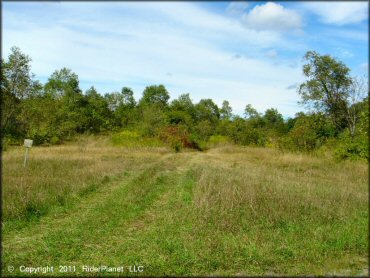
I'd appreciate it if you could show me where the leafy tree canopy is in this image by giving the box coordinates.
[139,84,170,107]
[298,51,352,131]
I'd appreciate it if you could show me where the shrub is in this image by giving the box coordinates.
[335,135,368,160]
[50,136,61,145]
[111,130,140,145]
[172,141,182,153]
[208,135,230,147]
[159,126,190,152]
[111,130,163,147]
[234,127,266,146]
[280,113,336,152]
[188,134,209,151]
[29,131,48,145]
[139,105,167,137]
[194,120,214,141]
[277,135,296,152]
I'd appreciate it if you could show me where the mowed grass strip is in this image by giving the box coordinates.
[2,157,182,276]
[2,142,368,276]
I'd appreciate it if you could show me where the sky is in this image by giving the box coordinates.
[2,1,369,117]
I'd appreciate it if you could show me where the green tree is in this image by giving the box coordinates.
[344,76,368,138]
[84,86,112,132]
[45,68,81,100]
[16,81,56,144]
[44,68,85,137]
[298,51,352,133]
[282,112,336,151]
[140,105,167,137]
[1,47,35,138]
[228,116,265,146]
[168,93,195,127]
[139,85,169,108]
[167,110,193,126]
[195,98,220,123]
[105,87,137,128]
[220,100,233,120]
[244,104,260,119]
[263,108,285,133]
[170,93,194,111]
[120,87,136,108]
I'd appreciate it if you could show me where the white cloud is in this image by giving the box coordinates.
[242,2,302,32]
[3,2,308,116]
[303,2,368,25]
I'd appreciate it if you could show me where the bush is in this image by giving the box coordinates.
[111,130,140,145]
[335,135,368,160]
[233,127,266,146]
[172,141,182,153]
[188,134,209,151]
[2,137,22,150]
[50,136,61,145]
[208,135,230,147]
[277,135,296,152]
[111,130,163,147]
[159,126,191,152]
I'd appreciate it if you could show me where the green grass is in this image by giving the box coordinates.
[2,138,368,276]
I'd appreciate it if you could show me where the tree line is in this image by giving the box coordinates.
[1,47,368,159]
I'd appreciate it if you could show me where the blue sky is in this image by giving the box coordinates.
[3,1,368,117]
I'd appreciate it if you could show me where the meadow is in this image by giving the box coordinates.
[2,136,368,276]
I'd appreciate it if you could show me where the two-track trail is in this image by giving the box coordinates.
[2,146,368,276]
[2,151,200,276]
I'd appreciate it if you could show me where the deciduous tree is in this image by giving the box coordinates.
[298,51,352,133]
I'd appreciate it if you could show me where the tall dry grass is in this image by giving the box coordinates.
[2,136,170,221]
[191,146,367,232]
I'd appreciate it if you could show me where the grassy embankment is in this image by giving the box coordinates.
[2,135,368,276]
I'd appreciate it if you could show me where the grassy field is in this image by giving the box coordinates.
[2,136,368,276]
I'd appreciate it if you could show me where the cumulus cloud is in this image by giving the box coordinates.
[303,2,368,25]
[242,2,302,32]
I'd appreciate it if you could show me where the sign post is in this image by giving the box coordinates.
[23,139,33,167]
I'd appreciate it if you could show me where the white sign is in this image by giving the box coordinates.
[23,139,33,167]
[24,139,33,148]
